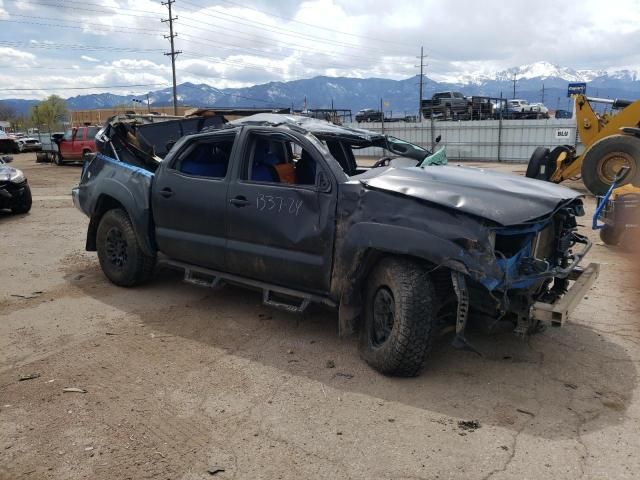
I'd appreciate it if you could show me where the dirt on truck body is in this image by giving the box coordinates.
[72,113,598,376]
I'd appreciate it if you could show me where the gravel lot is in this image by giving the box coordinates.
[1,153,639,480]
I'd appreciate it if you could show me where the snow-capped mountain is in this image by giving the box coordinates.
[1,61,639,116]
[441,61,638,85]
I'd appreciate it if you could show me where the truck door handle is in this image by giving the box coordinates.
[159,187,173,198]
[229,196,249,207]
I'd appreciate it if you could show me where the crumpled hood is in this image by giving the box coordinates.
[361,165,582,225]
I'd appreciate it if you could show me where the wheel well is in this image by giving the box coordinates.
[86,195,125,251]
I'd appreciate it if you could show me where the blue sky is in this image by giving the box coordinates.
[1,0,639,99]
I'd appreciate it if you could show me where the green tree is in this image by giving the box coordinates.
[30,95,68,132]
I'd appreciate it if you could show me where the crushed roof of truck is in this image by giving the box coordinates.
[228,113,385,143]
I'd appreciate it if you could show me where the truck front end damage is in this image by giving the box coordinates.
[335,165,598,342]
[451,198,598,344]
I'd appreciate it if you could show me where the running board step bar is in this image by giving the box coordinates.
[162,259,335,314]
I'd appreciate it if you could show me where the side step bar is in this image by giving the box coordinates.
[161,259,335,314]
[531,262,600,326]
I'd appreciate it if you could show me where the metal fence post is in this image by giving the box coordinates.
[430,111,435,151]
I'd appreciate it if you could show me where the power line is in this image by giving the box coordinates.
[0,18,163,36]
[6,0,413,67]
[210,0,413,48]
[179,0,407,54]
[0,40,164,53]
[0,83,169,92]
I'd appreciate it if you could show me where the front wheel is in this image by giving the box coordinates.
[358,257,437,377]
[96,209,155,287]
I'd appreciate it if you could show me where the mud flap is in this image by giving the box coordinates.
[451,271,481,355]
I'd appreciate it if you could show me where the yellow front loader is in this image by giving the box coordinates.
[526,94,640,247]
[526,94,640,195]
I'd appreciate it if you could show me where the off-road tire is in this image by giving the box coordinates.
[581,135,640,195]
[526,147,550,180]
[96,209,155,287]
[359,257,436,377]
[11,184,32,214]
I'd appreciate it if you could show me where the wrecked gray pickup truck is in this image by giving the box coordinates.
[72,113,598,376]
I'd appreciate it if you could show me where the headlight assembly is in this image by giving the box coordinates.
[9,169,25,184]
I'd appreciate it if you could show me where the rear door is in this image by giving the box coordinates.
[152,130,238,270]
[224,127,337,293]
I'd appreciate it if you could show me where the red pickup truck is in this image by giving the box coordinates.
[55,126,99,165]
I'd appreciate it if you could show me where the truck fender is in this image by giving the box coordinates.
[335,222,470,336]
[86,178,155,257]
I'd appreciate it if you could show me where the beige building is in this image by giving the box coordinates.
[69,106,189,126]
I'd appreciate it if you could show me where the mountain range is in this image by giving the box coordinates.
[2,61,639,118]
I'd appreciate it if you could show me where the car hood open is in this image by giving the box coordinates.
[360,165,582,225]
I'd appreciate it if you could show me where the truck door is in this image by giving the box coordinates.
[72,127,85,159]
[151,131,237,270]
[224,128,337,293]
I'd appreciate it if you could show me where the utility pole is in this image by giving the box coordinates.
[512,74,517,99]
[162,0,181,115]
[417,46,426,121]
[541,83,545,103]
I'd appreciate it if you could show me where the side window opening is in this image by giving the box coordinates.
[247,134,318,186]
[325,140,356,176]
[177,135,235,178]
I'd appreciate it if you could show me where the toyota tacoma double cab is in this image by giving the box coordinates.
[72,113,598,376]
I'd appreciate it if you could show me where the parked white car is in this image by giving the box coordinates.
[16,137,42,152]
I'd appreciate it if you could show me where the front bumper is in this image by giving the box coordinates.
[531,262,600,326]
[0,181,28,208]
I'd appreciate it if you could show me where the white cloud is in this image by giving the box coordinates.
[1,0,639,99]
[0,47,36,65]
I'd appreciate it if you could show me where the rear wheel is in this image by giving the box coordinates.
[581,135,640,195]
[358,257,436,377]
[11,184,32,214]
[96,209,155,287]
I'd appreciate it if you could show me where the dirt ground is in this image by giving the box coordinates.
[1,153,639,480]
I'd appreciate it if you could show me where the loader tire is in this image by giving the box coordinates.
[581,135,640,195]
[599,225,623,246]
[526,147,550,180]
[359,257,436,377]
